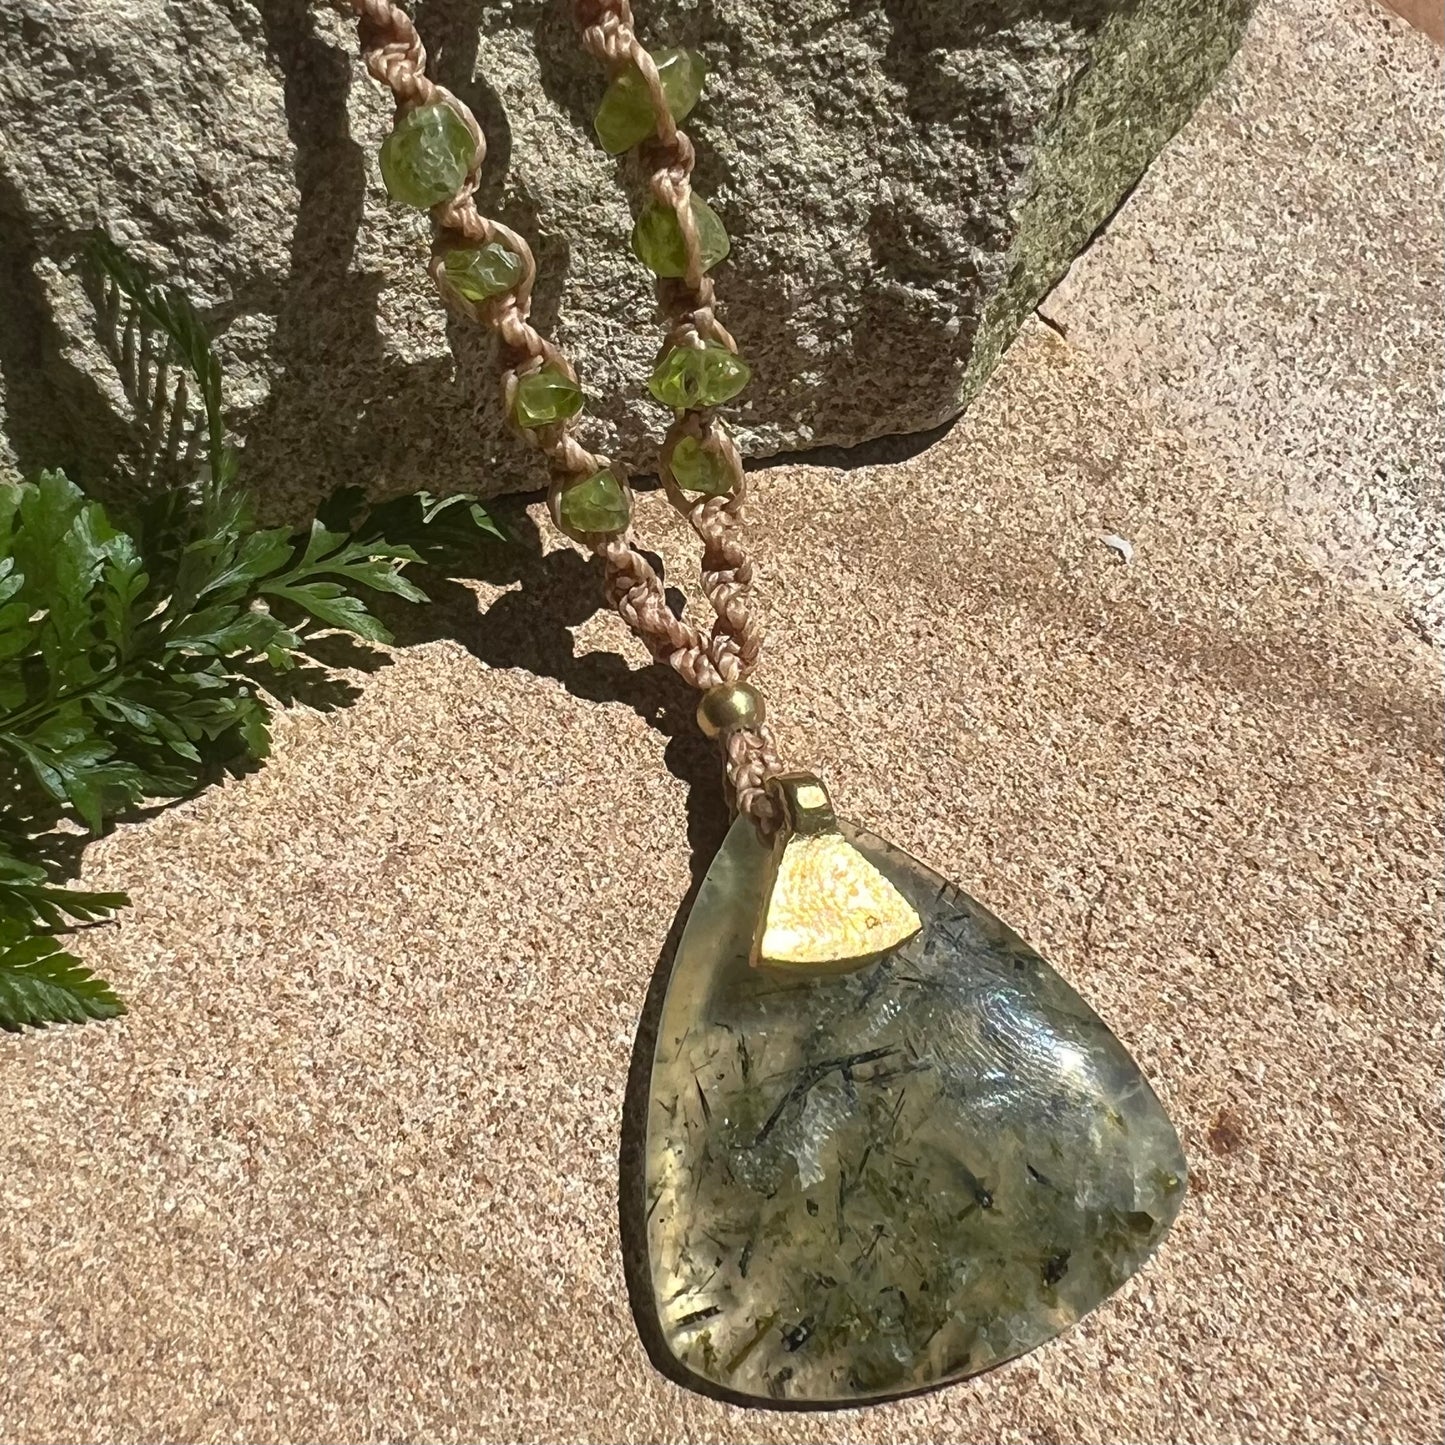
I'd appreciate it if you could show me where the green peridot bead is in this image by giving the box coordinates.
[632,197,730,279]
[442,243,524,303]
[559,470,631,534]
[513,367,584,429]
[379,102,475,209]
[670,435,737,497]
[650,343,750,410]
[594,48,708,155]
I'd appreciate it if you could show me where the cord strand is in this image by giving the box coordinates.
[343,0,783,831]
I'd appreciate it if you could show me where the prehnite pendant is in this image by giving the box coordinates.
[643,775,1186,1404]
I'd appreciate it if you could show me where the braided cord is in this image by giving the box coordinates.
[573,1,783,828]
[344,0,783,830]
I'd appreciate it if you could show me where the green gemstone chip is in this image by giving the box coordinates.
[378,102,475,209]
[442,243,524,304]
[513,367,584,429]
[594,48,708,155]
[632,197,730,279]
[650,344,751,411]
[559,470,631,534]
[670,435,738,497]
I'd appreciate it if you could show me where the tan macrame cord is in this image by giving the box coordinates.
[342,0,784,831]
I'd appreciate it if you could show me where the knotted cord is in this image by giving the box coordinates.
[344,0,784,831]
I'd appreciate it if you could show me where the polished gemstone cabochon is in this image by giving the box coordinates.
[644,815,1186,1404]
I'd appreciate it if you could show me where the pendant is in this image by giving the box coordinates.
[643,775,1186,1405]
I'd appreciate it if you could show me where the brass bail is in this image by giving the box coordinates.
[767,773,839,836]
[750,772,922,974]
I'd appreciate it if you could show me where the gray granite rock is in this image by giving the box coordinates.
[644,813,1186,1403]
[0,0,1254,515]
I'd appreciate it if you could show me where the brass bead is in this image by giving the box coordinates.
[696,682,765,738]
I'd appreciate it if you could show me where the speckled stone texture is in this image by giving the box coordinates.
[1039,0,1443,641]
[0,0,1252,514]
[0,1,1439,1440]
[0,313,1439,1439]
[646,816,1185,1403]
[0,313,1437,1442]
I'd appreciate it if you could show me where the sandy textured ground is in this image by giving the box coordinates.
[1,1,1440,1442]
[1043,0,1443,644]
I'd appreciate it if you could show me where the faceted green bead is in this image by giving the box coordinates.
[513,367,584,429]
[559,470,631,534]
[650,344,751,410]
[670,434,737,496]
[632,197,730,279]
[594,48,708,155]
[378,102,475,209]
[442,243,523,303]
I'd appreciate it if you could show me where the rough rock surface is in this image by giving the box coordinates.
[0,0,1254,512]
[1040,0,1444,644]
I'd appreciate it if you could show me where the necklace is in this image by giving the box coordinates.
[346,0,1186,1406]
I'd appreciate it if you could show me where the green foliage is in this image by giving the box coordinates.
[0,236,500,1032]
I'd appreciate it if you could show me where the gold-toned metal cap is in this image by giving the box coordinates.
[750,773,922,974]
[765,772,837,836]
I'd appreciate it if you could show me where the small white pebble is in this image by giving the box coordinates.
[1101,532,1135,564]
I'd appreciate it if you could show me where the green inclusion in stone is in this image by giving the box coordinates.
[644,814,1188,1404]
[442,243,523,303]
[559,470,630,534]
[670,435,736,496]
[513,367,584,429]
[632,197,730,278]
[379,103,475,209]
[595,48,708,155]
[650,344,751,410]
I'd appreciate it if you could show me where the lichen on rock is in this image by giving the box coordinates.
[0,0,1254,512]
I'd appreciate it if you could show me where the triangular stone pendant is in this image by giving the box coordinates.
[644,808,1187,1404]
